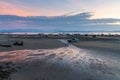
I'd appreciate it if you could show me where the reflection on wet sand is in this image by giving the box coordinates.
[0,46,120,80]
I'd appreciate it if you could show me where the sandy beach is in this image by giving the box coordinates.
[0,38,67,52]
[0,35,120,80]
[73,40,120,52]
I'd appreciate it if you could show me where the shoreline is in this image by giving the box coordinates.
[0,34,120,53]
[0,34,120,52]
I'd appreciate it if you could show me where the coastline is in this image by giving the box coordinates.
[0,34,120,52]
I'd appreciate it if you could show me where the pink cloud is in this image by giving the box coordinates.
[0,1,63,16]
[0,1,30,16]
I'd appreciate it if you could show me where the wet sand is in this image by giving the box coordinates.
[0,46,120,80]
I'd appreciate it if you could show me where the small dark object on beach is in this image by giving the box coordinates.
[67,38,79,43]
[85,34,88,36]
[13,41,24,46]
[92,35,96,38]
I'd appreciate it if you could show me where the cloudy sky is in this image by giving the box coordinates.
[0,0,120,32]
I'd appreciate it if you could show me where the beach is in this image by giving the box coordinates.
[0,35,120,80]
[0,38,67,52]
[74,40,120,53]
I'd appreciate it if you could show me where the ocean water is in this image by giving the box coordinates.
[0,45,120,80]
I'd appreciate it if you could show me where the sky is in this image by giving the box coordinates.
[0,0,120,32]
